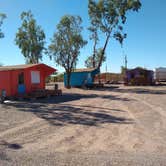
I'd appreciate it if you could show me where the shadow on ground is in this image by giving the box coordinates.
[4,91,133,106]
[93,85,166,95]
[5,92,134,127]
[1,93,136,126]
[0,140,22,161]
[37,92,134,103]
[9,103,133,126]
[0,140,22,150]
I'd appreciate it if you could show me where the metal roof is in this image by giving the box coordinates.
[127,67,153,72]
[72,68,97,73]
[0,64,55,71]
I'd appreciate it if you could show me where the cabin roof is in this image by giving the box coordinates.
[127,67,153,73]
[0,63,55,72]
[72,68,98,73]
[0,64,37,71]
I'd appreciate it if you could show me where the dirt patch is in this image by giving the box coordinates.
[0,83,166,165]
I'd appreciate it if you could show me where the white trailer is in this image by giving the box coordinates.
[155,67,166,82]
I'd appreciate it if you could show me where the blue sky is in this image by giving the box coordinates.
[0,0,166,73]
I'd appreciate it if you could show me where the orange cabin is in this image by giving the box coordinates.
[0,63,56,97]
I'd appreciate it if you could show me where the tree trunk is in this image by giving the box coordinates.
[92,38,97,68]
[36,56,39,64]
[92,53,95,68]
[97,33,110,69]
[66,71,71,89]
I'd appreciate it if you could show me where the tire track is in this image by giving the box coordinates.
[118,93,166,148]
[0,118,42,138]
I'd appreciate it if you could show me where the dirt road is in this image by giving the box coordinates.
[0,84,166,165]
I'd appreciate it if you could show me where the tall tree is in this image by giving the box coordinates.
[88,25,98,68]
[48,15,87,88]
[0,13,6,65]
[0,13,6,38]
[85,48,106,68]
[15,11,45,64]
[88,0,141,69]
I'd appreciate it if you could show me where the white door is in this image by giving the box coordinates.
[31,71,40,84]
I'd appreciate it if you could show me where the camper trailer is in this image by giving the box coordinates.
[155,68,166,82]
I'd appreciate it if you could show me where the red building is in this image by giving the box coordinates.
[0,63,56,97]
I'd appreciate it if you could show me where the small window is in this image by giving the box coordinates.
[31,71,40,84]
[18,72,24,84]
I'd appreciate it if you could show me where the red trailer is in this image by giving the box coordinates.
[0,63,57,98]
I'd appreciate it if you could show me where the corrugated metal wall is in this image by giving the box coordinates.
[64,69,99,87]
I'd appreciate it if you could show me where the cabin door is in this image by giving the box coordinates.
[18,72,26,94]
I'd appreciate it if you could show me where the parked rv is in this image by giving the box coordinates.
[155,67,166,82]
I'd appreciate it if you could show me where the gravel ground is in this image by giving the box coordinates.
[0,83,166,165]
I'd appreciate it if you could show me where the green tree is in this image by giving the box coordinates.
[88,25,98,68]
[121,66,127,75]
[85,48,106,68]
[15,11,45,64]
[0,13,6,38]
[48,15,87,88]
[0,13,6,65]
[88,0,141,69]
[49,15,87,88]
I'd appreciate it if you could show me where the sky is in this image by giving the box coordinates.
[0,0,166,73]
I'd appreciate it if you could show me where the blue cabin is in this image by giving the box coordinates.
[64,68,100,87]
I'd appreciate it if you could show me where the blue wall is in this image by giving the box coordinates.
[64,69,100,87]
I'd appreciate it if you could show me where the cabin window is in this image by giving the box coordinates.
[18,72,24,84]
[31,71,40,84]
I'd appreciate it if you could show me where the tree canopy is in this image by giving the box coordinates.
[88,0,141,69]
[86,23,99,68]
[85,48,106,68]
[48,15,87,88]
[15,11,46,64]
[0,13,6,38]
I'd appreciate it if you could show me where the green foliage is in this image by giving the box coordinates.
[48,15,87,88]
[0,13,6,38]
[15,11,46,64]
[46,73,64,83]
[121,66,127,75]
[88,22,99,68]
[53,73,64,82]
[88,0,141,68]
[85,48,106,68]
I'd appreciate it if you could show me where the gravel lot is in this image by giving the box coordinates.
[0,83,166,165]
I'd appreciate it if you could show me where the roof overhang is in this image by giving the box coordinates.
[0,63,57,76]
